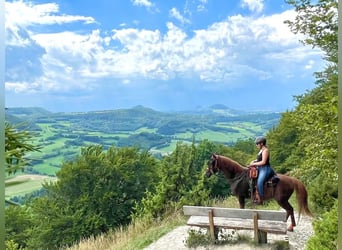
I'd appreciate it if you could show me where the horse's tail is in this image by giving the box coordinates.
[293,178,313,222]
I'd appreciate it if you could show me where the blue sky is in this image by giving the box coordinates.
[5,0,324,113]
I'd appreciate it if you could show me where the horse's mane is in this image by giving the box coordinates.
[218,154,248,172]
[217,155,250,196]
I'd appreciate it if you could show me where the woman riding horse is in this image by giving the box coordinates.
[206,153,312,231]
[249,136,276,205]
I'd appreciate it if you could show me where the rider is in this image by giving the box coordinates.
[249,136,274,205]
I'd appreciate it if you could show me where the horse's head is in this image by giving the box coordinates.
[205,154,219,178]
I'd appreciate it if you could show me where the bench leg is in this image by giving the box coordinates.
[208,210,215,241]
[208,210,220,242]
[253,212,267,244]
[256,231,267,244]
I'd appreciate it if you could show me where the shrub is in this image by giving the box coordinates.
[306,200,337,250]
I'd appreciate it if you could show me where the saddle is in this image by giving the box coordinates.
[247,166,280,203]
[248,166,280,186]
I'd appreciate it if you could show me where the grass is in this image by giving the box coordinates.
[65,211,186,250]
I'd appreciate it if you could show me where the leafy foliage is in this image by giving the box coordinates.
[5,206,32,249]
[267,112,301,173]
[5,122,41,175]
[117,132,170,149]
[133,140,219,220]
[306,200,338,250]
[285,0,338,63]
[280,0,338,246]
[26,145,159,249]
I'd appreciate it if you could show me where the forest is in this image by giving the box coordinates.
[4,0,338,249]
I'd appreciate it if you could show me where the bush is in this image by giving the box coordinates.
[306,200,338,250]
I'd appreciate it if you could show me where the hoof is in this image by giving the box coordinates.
[254,201,263,205]
[287,225,294,232]
[253,199,263,205]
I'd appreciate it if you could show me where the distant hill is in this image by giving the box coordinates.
[6,107,52,117]
[5,105,281,175]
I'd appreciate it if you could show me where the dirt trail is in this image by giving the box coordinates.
[144,215,313,250]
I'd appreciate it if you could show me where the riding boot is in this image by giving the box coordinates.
[253,190,263,205]
[255,196,263,205]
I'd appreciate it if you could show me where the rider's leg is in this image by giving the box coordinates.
[256,166,272,204]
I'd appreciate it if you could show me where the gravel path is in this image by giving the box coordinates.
[144,215,313,250]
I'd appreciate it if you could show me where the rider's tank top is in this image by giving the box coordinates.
[256,149,270,165]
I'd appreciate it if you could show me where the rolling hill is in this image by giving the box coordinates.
[5,105,281,175]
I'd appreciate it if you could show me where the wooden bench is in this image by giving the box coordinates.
[183,205,287,244]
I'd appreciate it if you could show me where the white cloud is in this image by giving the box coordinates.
[197,0,208,12]
[169,8,191,24]
[6,81,31,93]
[5,1,323,95]
[131,0,153,8]
[5,1,95,47]
[305,60,315,69]
[5,1,95,27]
[241,0,264,13]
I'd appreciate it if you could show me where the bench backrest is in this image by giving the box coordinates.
[183,206,286,222]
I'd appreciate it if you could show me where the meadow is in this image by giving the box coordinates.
[5,174,57,199]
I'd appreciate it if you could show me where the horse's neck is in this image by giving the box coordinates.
[223,158,245,171]
[220,157,246,178]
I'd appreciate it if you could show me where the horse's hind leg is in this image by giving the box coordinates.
[278,200,296,231]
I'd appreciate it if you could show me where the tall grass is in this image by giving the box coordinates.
[65,210,186,250]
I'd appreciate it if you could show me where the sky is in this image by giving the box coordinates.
[4,0,325,113]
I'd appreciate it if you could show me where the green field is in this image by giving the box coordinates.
[6,106,280,190]
[5,174,57,198]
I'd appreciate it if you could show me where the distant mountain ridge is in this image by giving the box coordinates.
[5,105,281,134]
[5,104,278,118]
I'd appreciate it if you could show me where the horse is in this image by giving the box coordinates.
[205,153,313,231]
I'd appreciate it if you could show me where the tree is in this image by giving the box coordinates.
[285,0,338,63]
[267,112,303,174]
[5,122,41,175]
[281,0,338,246]
[133,140,221,220]
[284,0,338,210]
[27,145,160,249]
[5,205,32,249]
[5,122,41,248]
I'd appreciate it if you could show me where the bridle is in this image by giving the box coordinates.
[207,154,219,176]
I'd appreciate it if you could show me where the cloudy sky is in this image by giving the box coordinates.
[5,0,324,113]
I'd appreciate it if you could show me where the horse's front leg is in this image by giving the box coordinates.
[238,196,246,209]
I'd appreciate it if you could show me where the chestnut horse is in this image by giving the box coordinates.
[205,153,312,231]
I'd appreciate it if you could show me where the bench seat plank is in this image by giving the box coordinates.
[183,206,286,222]
[187,216,287,234]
